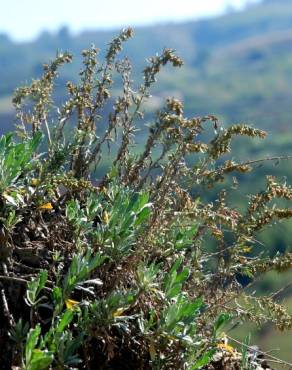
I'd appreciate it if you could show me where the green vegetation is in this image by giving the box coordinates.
[2,0,292,258]
[0,28,292,369]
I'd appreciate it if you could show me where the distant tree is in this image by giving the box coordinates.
[57,25,71,44]
[0,33,11,46]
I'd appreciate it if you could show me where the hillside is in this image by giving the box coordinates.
[1,1,292,130]
[1,1,292,134]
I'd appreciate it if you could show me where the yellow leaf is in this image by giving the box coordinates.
[31,178,39,186]
[113,307,125,317]
[103,210,110,224]
[149,342,156,361]
[242,246,252,253]
[65,299,79,310]
[217,343,235,353]
[38,202,53,210]
[101,186,108,195]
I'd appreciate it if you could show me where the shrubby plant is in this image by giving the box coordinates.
[0,28,291,369]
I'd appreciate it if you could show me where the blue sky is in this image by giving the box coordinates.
[1,0,259,41]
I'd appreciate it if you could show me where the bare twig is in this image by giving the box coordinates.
[0,275,52,292]
[270,281,292,300]
[209,155,292,178]
[227,335,292,369]
[0,287,15,327]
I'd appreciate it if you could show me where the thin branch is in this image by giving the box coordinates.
[0,275,52,292]
[209,155,292,178]
[270,281,292,300]
[227,335,292,369]
[0,287,15,327]
[44,117,52,147]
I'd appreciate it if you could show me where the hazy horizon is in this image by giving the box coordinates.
[0,0,260,42]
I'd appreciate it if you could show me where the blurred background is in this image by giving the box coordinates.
[0,0,292,366]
